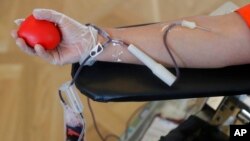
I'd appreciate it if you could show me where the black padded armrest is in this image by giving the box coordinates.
[72,62,250,102]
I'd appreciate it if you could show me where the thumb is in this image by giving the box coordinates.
[33,8,64,24]
[14,19,25,26]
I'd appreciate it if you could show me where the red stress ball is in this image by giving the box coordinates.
[17,15,61,50]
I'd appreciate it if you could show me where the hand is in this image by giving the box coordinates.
[11,9,98,65]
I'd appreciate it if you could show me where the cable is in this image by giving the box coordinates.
[65,24,120,141]
[162,23,181,81]
[74,23,181,141]
[66,23,182,141]
[87,98,121,141]
[72,22,184,88]
[87,98,106,141]
[104,134,120,141]
[87,97,149,141]
[58,90,65,104]
[162,21,211,83]
[70,56,91,86]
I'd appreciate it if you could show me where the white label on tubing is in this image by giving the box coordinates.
[127,44,176,86]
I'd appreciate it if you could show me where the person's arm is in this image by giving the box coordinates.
[96,12,250,68]
[12,9,250,68]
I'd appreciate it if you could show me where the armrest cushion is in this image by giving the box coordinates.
[72,62,250,102]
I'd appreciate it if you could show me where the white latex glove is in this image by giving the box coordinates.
[11,9,98,65]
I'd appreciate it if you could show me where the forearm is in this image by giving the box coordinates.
[96,13,250,68]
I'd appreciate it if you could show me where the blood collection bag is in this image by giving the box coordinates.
[59,82,85,141]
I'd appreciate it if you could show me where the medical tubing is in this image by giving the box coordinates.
[63,23,118,104]
[87,98,106,141]
[62,22,185,141]
[86,23,113,42]
[70,55,91,86]
[78,117,85,141]
[71,23,181,140]
[162,23,181,81]
[59,90,66,104]
[70,24,113,86]
[61,24,112,96]
[65,24,121,141]
[118,23,181,85]
[104,134,120,141]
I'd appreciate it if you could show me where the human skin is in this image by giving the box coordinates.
[12,11,250,68]
[96,12,250,68]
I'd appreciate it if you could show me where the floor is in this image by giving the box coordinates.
[0,0,249,141]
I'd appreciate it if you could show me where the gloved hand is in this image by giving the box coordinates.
[11,9,98,65]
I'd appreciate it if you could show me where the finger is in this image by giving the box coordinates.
[11,30,18,39]
[34,44,54,62]
[14,19,25,26]
[33,8,63,24]
[11,30,35,56]
[16,38,36,55]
